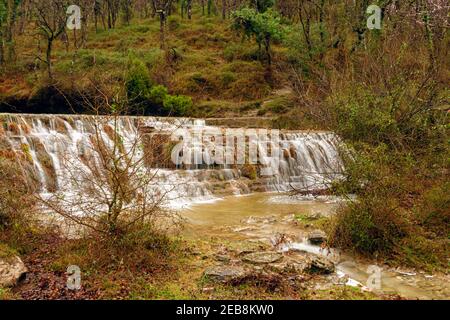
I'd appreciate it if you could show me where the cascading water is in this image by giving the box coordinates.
[0,114,345,208]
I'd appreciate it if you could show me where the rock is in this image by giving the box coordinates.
[241,215,277,225]
[214,254,231,263]
[204,265,247,283]
[235,241,269,255]
[308,230,327,245]
[270,233,291,248]
[0,256,27,287]
[308,212,323,220]
[269,261,307,275]
[232,226,255,233]
[306,256,335,275]
[241,251,283,265]
[202,287,215,294]
[282,214,295,222]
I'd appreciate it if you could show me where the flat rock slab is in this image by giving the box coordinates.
[204,265,247,283]
[234,241,269,255]
[241,252,283,265]
[306,256,335,275]
[0,256,27,287]
[308,230,327,245]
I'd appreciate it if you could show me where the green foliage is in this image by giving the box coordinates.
[0,1,6,25]
[330,196,410,255]
[126,57,152,101]
[232,8,284,45]
[254,0,275,13]
[125,58,193,116]
[148,85,168,106]
[232,8,285,65]
[163,95,193,116]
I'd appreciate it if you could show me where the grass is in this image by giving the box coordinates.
[0,226,395,300]
[0,287,15,300]
[295,213,329,230]
[0,13,283,117]
[0,242,18,259]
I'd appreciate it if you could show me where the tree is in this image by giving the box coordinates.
[39,84,178,239]
[181,0,192,19]
[0,1,6,65]
[232,7,284,67]
[253,0,274,13]
[32,0,67,79]
[121,0,133,25]
[151,0,173,49]
[0,0,20,65]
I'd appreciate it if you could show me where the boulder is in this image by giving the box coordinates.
[214,254,231,263]
[306,256,335,275]
[308,230,327,245]
[241,251,283,265]
[204,265,247,283]
[235,241,269,256]
[0,256,27,287]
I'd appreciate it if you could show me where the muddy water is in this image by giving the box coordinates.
[181,193,450,300]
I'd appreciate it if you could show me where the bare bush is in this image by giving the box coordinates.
[38,85,181,242]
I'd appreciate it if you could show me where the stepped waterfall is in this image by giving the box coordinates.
[0,114,345,207]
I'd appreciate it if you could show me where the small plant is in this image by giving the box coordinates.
[0,157,35,230]
[163,95,193,116]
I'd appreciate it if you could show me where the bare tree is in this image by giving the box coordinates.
[0,0,20,65]
[39,83,180,239]
[32,0,67,79]
[151,0,173,49]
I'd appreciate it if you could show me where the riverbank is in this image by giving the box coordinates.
[1,193,448,300]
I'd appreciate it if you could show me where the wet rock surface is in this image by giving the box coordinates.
[241,251,283,265]
[204,265,248,283]
[308,230,327,245]
[306,256,335,275]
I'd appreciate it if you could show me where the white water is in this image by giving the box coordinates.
[1,114,345,208]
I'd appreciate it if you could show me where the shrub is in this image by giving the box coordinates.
[329,196,411,255]
[148,85,169,106]
[220,71,236,87]
[415,182,450,237]
[168,15,182,31]
[163,95,193,116]
[126,58,152,102]
[0,157,35,229]
[223,43,259,62]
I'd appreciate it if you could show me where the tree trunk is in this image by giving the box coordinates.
[0,29,4,66]
[264,35,271,66]
[222,0,226,20]
[187,0,192,19]
[159,10,166,50]
[5,0,17,62]
[46,37,54,79]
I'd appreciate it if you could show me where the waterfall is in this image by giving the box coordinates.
[0,114,345,207]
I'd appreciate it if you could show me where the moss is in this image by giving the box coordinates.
[240,164,258,180]
[295,213,329,230]
[0,243,18,259]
